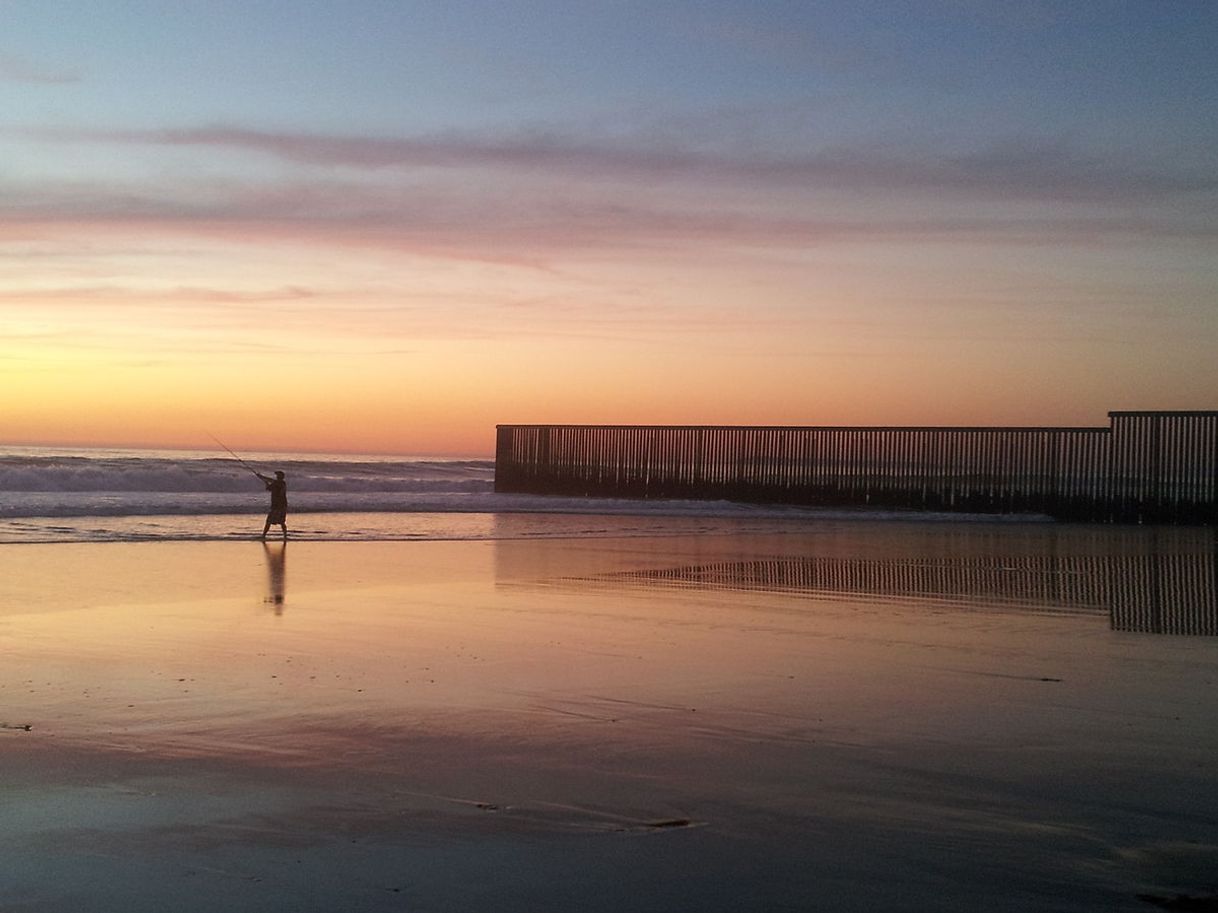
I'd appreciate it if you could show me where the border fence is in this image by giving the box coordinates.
[494,411,1218,524]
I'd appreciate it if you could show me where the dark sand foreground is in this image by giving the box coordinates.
[2,522,1217,912]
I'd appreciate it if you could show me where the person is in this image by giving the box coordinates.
[256,470,288,541]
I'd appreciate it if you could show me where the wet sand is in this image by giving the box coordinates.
[2,522,1217,912]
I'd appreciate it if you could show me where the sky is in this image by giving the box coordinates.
[2,1,1216,456]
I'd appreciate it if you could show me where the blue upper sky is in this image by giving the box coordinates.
[6,2,1215,139]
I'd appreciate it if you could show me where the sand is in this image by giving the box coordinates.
[2,521,1217,912]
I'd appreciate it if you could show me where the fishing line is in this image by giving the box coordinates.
[206,432,263,479]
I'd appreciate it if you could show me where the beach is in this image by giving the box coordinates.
[2,521,1217,912]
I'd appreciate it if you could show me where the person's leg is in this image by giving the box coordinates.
[280,521,288,541]
[261,516,271,540]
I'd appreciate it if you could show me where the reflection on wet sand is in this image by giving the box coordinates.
[263,541,286,612]
[5,535,1218,912]
[498,524,1218,636]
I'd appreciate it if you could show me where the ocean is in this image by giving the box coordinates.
[0,444,917,543]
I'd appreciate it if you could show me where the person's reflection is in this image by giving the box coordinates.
[263,541,287,614]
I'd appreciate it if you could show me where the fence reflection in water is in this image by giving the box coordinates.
[500,526,1218,637]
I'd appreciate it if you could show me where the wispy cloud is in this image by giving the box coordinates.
[0,285,317,303]
[2,122,1215,280]
[14,125,1218,205]
[1,172,1212,268]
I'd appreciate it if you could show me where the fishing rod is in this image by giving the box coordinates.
[207,432,264,479]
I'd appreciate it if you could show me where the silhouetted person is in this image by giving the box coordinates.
[257,470,288,541]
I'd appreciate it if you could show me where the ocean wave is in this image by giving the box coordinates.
[0,456,495,494]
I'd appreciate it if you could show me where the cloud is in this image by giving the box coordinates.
[0,53,80,84]
[1,173,1213,267]
[15,124,1218,205]
[1,122,1215,273]
[0,285,317,303]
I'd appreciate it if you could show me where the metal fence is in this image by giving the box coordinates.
[495,411,1218,523]
[1108,412,1218,523]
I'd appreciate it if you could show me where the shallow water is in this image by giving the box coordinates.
[1,520,1216,912]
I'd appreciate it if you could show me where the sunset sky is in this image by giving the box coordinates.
[2,2,1216,456]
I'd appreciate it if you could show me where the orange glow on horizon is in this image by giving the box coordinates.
[4,206,1215,456]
